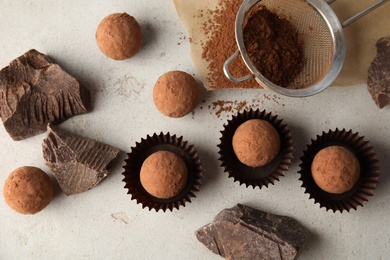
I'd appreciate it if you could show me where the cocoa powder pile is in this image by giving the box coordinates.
[243,7,305,88]
[201,0,258,89]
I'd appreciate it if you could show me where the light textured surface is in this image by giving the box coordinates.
[0,1,390,259]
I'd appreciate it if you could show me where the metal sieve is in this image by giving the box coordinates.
[223,0,390,97]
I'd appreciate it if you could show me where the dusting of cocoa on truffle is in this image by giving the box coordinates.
[311,146,360,194]
[232,119,280,167]
[96,13,143,60]
[153,70,200,118]
[140,151,188,199]
[3,166,53,214]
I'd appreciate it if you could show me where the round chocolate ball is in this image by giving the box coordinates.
[232,119,281,167]
[140,151,188,199]
[311,145,360,194]
[153,70,200,118]
[96,12,143,60]
[3,166,53,214]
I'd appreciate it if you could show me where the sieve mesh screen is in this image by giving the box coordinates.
[245,0,334,89]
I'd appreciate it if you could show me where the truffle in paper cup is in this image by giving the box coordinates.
[122,132,203,212]
[218,109,293,188]
[298,128,380,213]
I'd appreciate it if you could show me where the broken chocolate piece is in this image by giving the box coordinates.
[0,49,90,140]
[42,125,120,195]
[367,37,390,109]
[196,204,309,260]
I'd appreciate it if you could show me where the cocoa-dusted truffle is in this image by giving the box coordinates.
[3,166,53,214]
[311,145,360,194]
[123,132,203,212]
[96,13,143,60]
[232,119,280,167]
[153,70,200,118]
[218,109,293,189]
[299,129,380,212]
[140,151,188,199]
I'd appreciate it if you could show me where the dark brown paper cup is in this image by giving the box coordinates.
[122,132,203,212]
[298,128,380,213]
[218,109,293,188]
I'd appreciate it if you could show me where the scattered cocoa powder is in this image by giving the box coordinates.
[236,100,247,111]
[243,6,304,88]
[177,32,187,45]
[210,100,251,118]
[211,100,234,117]
[201,0,259,89]
[209,96,285,117]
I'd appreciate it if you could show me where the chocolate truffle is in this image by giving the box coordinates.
[3,166,53,214]
[96,13,143,60]
[153,70,200,118]
[232,119,280,167]
[140,151,188,199]
[311,145,360,194]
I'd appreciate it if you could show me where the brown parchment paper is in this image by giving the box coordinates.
[173,0,390,89]
[173,0,220,89]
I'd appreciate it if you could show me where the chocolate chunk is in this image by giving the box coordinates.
[42,125,120,195]
[196,204,310,260]
[367,37,390,109]
[0,49,90,140]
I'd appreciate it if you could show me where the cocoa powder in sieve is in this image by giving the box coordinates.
[243,6,305,88]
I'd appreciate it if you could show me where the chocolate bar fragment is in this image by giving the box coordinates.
[367,37,390,109]
[0,49,90,140]
[42,125,120,195]
[196,204,309,260]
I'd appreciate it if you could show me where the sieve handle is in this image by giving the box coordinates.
[223,50,254,83]
[327,0,390,27]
